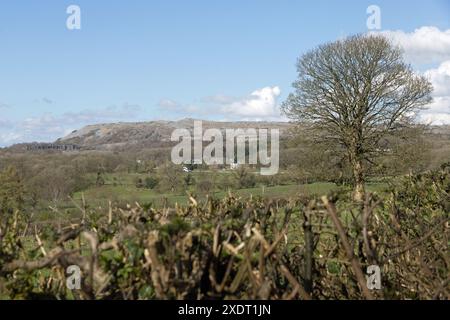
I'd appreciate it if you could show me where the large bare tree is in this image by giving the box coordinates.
[282,35,433,201]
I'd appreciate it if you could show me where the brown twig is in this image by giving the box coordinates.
[322,196,375,300]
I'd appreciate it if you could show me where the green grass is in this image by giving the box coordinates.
[70,182,339,207]
[33,170,389,221]
[71,181,388,209]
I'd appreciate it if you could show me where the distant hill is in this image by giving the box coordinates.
[3,120,449,154]
[55,118,294,151]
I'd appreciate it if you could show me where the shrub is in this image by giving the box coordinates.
[144,177,159,189]
[0,165,448,300]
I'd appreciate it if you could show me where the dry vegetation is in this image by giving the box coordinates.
[0,164,448,300]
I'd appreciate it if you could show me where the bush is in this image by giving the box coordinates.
[234,166,256,189]
[0,166,25,214]
[134,177,144,189]
[0,165,448,300]
[196,179,213,194]
[144,177,159,189]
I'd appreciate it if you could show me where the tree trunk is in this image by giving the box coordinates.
[349,144,365,202]
[352,158,365,202]
[302,210,314,295]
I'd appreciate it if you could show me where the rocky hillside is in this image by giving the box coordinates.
[56,118,294,151]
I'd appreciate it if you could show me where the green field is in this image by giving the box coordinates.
[72,178,387,208]
[29,170,389,222]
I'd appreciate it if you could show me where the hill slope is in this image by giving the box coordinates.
[57,118,294,150]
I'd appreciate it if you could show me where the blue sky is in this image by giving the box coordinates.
[0,0,450,146]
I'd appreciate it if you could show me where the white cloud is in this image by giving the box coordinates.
[21,114,64,135]
[0,132,23,145]
[420,61,450,124]
[223,86,281,118]
[158,98,200,114]
[424,60,450,96]
[0,103,143,146]
[380,26,450,65]
[420,94,450,125]
[426,96,450,113]
[0,119,12,128]
[419,113,450,125]
[158,86,285,120]
[379,26,450,124]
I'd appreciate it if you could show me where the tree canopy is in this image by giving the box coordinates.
[282,34,433,200]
